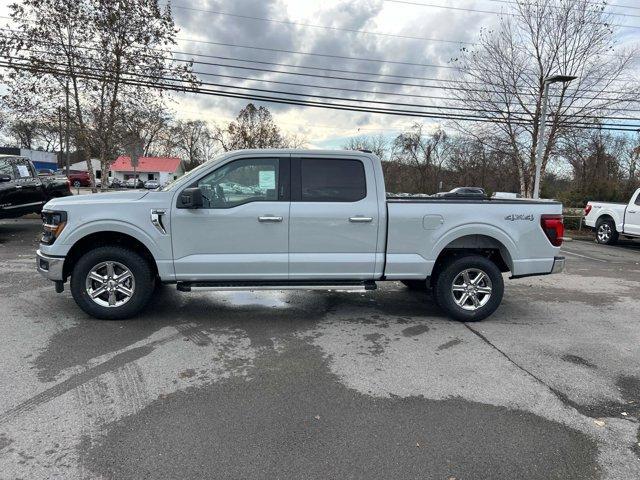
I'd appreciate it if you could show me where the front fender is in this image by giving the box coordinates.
[56,220,166,260]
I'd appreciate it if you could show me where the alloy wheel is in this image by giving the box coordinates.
[85,261,135,308]
[451,268,492,311]
[597,224,611,243]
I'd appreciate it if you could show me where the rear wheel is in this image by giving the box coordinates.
[435,255,504,322]
[70,246,154,320]
[595,219,618,245]
[73,180,81,188]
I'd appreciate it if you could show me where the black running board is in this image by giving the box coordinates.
[176,280,377,292]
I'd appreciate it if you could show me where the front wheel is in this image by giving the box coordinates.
[595,219,618,245]
[435,255,504,322]
[70,246,154,320]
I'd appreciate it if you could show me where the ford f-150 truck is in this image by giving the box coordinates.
[1,155,71,219]
[583,188,640,245]
[36,149,565,321]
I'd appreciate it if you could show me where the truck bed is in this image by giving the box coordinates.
[384,197,563,279]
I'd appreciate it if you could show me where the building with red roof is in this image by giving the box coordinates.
[110,156,185,186]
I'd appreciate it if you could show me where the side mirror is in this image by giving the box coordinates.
[0,174,12,183]
[179,187,203,209]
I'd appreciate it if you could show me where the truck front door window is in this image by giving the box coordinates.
[197,158,279,208]
[0,160,14,178]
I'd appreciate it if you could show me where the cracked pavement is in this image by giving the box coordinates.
[1,217,639,479]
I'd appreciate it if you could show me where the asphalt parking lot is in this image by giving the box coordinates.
[0,217,639,479]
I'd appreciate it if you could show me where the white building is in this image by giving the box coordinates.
[69,158,102,177]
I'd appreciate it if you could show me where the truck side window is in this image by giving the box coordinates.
[197,158,279,208]
[0,160,14,179]
[14,159,34,178]
[300,159,366,202]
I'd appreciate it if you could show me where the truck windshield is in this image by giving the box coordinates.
[160,154,228,191]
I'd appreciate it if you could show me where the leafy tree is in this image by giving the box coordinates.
[0,0,196,190]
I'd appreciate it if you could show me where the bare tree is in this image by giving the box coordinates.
[450,0,638,196]
[124,102,172,157]
[169,120,213,170]
[213,103,306,151]
[343,134,389,160]
[392,123,451,193]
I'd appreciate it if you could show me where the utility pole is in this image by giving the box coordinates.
[65,80,70,176]
[57,106,64,169]
[532,74,577,199]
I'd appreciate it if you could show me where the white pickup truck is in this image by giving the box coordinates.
[584,188,640,245]
[36,149,565,322]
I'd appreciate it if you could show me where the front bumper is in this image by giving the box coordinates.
[550,256,565,274]
[36,249,65,281]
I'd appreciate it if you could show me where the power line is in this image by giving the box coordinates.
[169,4,475,45]
[171,1,640,34]
[169,47,634,87]
[481,0,640,14]
[0,15,467,70]
[6,30,634,103]
[2,57,638,131]
[5,39,640,116]
[481,0,640,18]
[383,0,640,29]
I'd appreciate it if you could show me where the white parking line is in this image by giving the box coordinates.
[561,250,608,263]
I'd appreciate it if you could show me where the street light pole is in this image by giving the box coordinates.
[532,74,577,199]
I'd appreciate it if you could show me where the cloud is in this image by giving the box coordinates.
[167,0,636,148]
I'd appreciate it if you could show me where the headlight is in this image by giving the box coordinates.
[41,210,67,245]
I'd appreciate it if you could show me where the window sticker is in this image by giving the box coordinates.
[259,170,276,189]
[17,165,30,178]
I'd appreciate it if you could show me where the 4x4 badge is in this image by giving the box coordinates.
[505,214,534,221]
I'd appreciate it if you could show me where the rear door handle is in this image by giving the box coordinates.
[258,215,283,222]
[629,210,637,213]
[349,216,373,223]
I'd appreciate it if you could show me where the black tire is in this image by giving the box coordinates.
[435,255,504,322]
[73,180,81,188]
[401,279,429,291]
[70,246,154,320]
[595,218,618,245]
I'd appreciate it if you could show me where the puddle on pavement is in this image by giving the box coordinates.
[207,290,292,308]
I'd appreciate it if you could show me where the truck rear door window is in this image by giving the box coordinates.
[300,159,366,202]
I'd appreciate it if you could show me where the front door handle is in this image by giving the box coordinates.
[258,215,283,222]
[349,216,373,223]
[629,210,637,214]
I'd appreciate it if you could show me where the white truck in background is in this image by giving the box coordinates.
[36,149,566,322]
[583,188,640,245]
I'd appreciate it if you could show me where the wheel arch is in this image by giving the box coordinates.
[62,231,159,281]
[595,213,615,227]
[429,232,514,286]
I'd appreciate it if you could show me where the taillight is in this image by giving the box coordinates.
[584,204,592,216]
[541,214,564,247]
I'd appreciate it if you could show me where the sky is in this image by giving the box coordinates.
[1,0,639,149]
